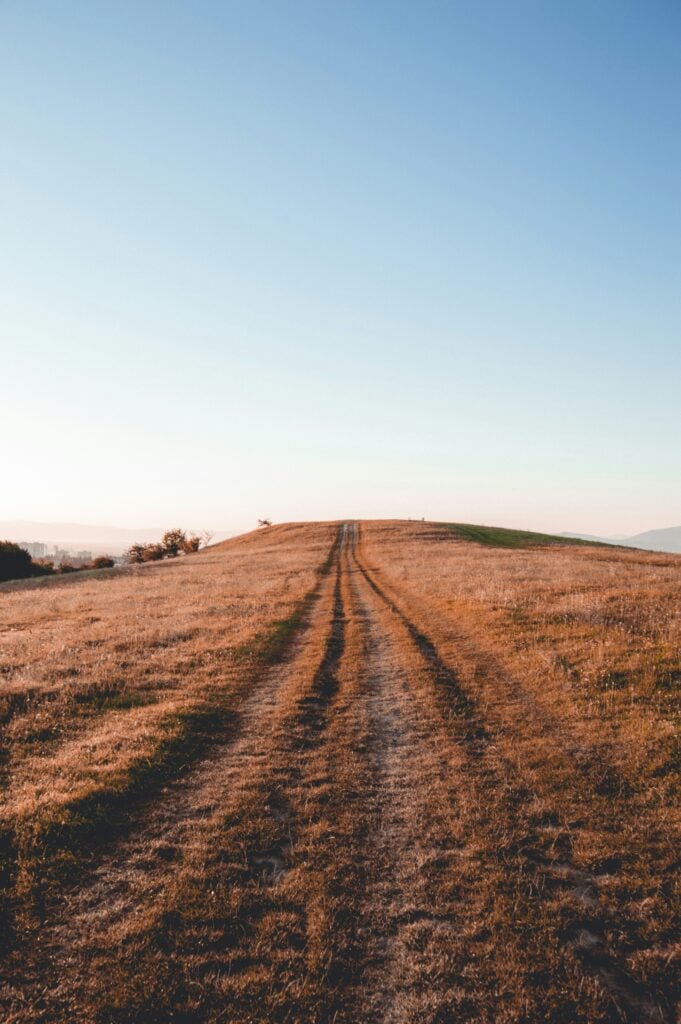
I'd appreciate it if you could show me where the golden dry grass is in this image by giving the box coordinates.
[0,524,335,901]
[0,519,678,1023]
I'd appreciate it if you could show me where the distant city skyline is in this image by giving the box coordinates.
[2,2,679,535]
[0,521,234,557]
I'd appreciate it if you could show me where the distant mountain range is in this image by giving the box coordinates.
[561,527,681,554]
[0,521,235,555]
[620,526,681,554]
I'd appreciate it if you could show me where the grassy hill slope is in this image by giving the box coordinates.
[442,522,615,549]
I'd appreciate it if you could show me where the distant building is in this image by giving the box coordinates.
[19,541,47,559]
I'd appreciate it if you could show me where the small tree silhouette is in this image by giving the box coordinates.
[181,534,201,553]
[126,528,212,565]
[258,519,272,528]
[161,529,186,558]
[125,544,146,564]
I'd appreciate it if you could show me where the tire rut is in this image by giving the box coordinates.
[342,547,471,1022]
[351,527,671,1023]
[0,540,346,1023]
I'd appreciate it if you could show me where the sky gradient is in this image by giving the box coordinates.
[2,1,680,535]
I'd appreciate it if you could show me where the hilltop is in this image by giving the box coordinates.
[0,519,678,1022]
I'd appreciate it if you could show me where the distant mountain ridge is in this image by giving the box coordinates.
[623,526,681,554]
[561,527,681,554]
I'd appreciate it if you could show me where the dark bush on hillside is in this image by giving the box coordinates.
[124,542,165,564]
[58,563,78,574]
[0,541,36,582]
[142,544,165,562]
[91,555,115,569]
[161,529,186,558]
[126,544,146,564]
[125,529,207,565]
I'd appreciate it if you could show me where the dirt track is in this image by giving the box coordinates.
[0,523,677,1023]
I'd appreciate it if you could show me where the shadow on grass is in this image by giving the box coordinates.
[0,529,342,948]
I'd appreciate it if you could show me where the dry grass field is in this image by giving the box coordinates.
[0,520,678,1023]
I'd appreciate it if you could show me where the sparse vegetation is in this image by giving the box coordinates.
[125,528,206,564]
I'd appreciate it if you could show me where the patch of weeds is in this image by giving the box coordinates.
[654,666,681,693]
[72,681,153,711]
[598,670,632,692]
[235,598,314,666]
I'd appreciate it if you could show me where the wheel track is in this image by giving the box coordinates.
[157,539,353,1024]
[338,532,482,1022]
[0,534,346,1023]
[350,525,671,1023]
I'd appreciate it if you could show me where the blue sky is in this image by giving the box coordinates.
[2,1,679,534]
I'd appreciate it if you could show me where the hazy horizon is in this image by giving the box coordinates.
[2,515,680,547]
[2,2,679,534]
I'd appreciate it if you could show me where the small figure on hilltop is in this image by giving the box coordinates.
[258,519,272,528]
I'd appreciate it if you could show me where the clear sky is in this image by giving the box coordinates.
[2,1,679,536]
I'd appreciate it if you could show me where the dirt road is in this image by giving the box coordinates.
[0,523,677,1023]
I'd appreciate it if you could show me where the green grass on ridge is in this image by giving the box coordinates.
[442,523,612,550]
